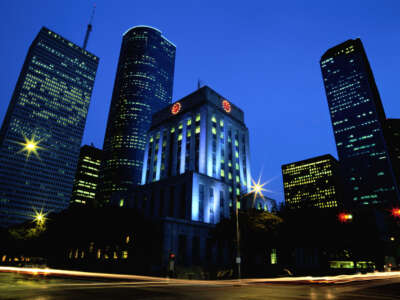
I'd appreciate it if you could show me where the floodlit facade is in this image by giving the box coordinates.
[0,27,99,227]
[141,85,252,211]
[70,145,103,206]
[282,154,340,209]
[97,26,176,206]
[320,38,400,208]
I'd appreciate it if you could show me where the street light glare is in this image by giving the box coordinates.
[250,177,267,200]
[18,135,43,160]
[26,142,37,150]
[33,208,47,226]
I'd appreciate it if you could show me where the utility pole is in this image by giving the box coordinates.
[235,196,241,280]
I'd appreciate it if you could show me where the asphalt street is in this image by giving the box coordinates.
[1,272,400,300]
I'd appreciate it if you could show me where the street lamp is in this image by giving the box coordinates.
[235,177,267,280]
[33,208,47,227]
[18,135,43,160]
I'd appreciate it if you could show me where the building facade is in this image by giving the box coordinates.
[70,144,103,206]
[0,27,99,227]
[117,86,252,268]
[97,26,176,206]
[384,119,400,190]
[282,154,340,209]
[320,38,400,208]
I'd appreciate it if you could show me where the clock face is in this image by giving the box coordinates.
[222,100,231,113]
[171,102,181,115]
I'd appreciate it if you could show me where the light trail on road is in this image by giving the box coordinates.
[1,266,400,286]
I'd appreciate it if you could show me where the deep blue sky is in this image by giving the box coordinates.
[0,0,399,204]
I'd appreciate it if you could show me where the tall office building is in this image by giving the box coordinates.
[117,86,251,268]
[282,154,340,209]
[320,39,399,208]
[70,144,103,206]
[97,26,176,206]
[0,27,99,227]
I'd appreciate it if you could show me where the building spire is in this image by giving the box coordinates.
[83,4,96,50]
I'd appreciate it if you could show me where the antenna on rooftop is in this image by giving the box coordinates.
[83,4,96,50]
[197,79,202,90]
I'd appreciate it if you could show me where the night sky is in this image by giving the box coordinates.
[0,0,399,204]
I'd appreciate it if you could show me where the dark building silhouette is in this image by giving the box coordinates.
[320,38,400,208]
[0,27,99,227]
[282,154,341,209]
[384,119,400,189]
[97,26,176,206]
[71,144,103,206]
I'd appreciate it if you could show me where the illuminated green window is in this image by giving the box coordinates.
[220,132,224,139]
[237,201,241,209]
[178,134,182,141]
[212,115,217,123]
[228,161,232,167]
[170,127,175,133]
[195,126,200,134]
[178,123,183,129]
[235,140,239,146]
[187,130,191,137]
[212,127,217,135]
[119,199,124,207]
[229,186,232,192]
[235,151,239,158]
[221,169,225,177]
[228,172,232,180]
[236,188,240,195]
[150,136,154,142]
[236,176,240,183]
[220,120,224,127]
[271,249,277,264]
[187,118,192,126]
[196,113,201,122]
[235,163,239,170]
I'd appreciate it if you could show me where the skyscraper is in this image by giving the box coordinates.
[70,144,103,207]
[282,154,341,209]
[97,26,176,206]
[320,39,399,208]
[0,27,99,227]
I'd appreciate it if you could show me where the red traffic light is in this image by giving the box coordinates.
[338,212,353,223]
[169,253,175,259]
[391,208,400,218]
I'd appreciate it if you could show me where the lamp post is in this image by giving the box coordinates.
[234,178,266,280]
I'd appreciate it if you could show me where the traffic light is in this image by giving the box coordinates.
[391,208,400,218]
[169,253,175,260]
[338,212,353,223]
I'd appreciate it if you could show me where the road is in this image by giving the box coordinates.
[1,268,400,299]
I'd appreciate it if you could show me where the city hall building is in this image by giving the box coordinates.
[113,86,252,270]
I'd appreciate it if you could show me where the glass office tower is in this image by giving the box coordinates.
[0,27,99,227]
[320,38,399,208]
[97,26,176,206]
